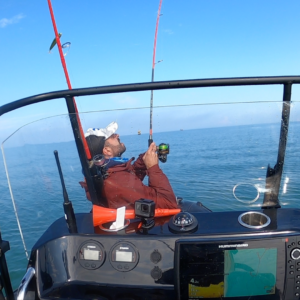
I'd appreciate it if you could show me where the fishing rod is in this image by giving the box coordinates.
[47,0,101,206]
[148,0,170,164]
[149,0,163,147]
[47,0,91,160]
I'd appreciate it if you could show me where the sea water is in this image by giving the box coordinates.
[1,124,300,290]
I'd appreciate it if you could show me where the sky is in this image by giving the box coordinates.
[1,0,300,141]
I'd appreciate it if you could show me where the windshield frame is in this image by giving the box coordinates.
[1,76,299,117]
[1,76,297,207]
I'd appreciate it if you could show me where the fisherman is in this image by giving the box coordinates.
[80,121,178,209]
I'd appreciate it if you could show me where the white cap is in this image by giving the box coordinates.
[85,121,118,139]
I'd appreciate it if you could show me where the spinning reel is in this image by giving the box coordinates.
[157,143,170,163]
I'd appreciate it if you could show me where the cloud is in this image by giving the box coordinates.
[163,29,174,35]
[0,13,25,28]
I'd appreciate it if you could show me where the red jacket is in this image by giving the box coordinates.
[81,154,178,209]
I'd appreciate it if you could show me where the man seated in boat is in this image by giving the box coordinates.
[80,121,178,209]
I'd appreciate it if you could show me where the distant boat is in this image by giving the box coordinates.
[138,130,141,135]
[180,129,183,131]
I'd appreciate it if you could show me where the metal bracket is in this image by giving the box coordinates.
[17,267,35,300]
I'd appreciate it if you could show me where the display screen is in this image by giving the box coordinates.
[177,240,285,300]
[83,248,100,261]
[116,250,133,262]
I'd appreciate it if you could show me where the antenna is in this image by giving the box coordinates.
[54,150,78,233]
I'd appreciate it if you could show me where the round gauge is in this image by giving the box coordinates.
[109,242,139,272]
[78,240,106,270]
[168,212,198,233]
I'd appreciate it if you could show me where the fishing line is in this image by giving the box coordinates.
[1,98,283,144]
[1,145,29,260]
[159,0,165,65]
[81,99,284,114]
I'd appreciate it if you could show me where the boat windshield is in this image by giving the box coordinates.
[1,83,300,273]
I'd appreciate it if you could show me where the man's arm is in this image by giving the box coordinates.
[143,142,177,208]
[132,153,147,181]
[104,143,177,209]
[146,164,177,209]
[104,166,177,209]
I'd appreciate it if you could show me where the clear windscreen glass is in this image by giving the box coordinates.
[1,86,300,276]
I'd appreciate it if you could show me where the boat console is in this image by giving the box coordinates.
[24,207,300,300]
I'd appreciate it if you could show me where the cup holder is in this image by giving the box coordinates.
[99,219,130,232]
[238,211,271,229]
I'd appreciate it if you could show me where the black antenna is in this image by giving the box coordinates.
[54,150,78,233]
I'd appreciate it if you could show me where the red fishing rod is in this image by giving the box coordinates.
[47,0,102,206]
[149,0,163,146]
[47,0,91,160]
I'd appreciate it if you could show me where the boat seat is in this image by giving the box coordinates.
[79,175,109,208]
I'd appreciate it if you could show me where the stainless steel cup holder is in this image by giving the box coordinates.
[99,219,130,232]
[238,211,271,229]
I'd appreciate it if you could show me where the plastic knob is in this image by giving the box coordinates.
[151,266,162,280]
[150,250,162,264]
[291,248,300,260]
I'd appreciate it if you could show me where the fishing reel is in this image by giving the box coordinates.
[92,154,110,179]
[157,143,169,163]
